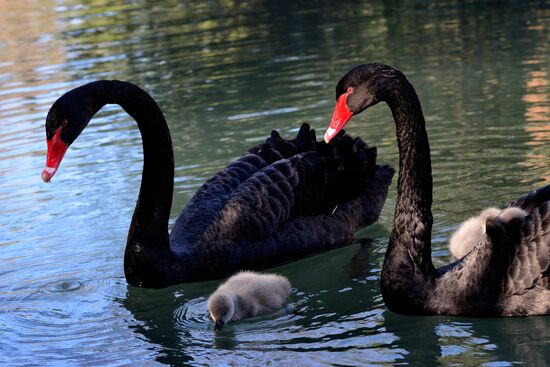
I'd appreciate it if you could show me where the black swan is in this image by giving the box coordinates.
[41,80,394,288]
[324,63,550,316]
[207,271,291,330]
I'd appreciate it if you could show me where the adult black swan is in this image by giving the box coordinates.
[324,63,550,316]
[41,80,394,288]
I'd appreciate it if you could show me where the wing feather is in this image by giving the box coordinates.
[439,185,550,304]
[484,200,550,296]
[201,158,300,242]
[171,124,394,268]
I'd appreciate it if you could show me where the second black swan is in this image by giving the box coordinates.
[324,63,549,316]
[41,80,394,288]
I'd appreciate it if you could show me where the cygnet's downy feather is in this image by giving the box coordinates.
[207,271,291,330]
[449,207,528,259]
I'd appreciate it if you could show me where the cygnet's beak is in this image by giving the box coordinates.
[214,319,224,331]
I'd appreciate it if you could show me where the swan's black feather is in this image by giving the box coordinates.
[200,157,300,241]
[172,124,394,264]
[170,166,394,280]
[169,154,269,246]
[498,202,550,295]
[443,200,550,315]
[434,189,550,315]
[508,184,550,213]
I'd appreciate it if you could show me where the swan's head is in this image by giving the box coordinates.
[42,86,96,182]
[325,63,401,143]
[207,291,236,331]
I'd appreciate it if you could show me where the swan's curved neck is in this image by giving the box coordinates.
[381,76,436,310]
[85,81,175,286]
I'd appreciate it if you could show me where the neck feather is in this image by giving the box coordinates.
[85,81,175,286]
[381,76,436,310]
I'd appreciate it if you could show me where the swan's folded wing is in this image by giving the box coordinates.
[170,154,270,245]
[484,201,550,295]
[179,167,393,279]
[199,156,301,242]
[198,145,394,244]
[171,124,318,246]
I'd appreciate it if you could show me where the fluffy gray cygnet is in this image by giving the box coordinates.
[449,207,528,259]
[207,271,291,330]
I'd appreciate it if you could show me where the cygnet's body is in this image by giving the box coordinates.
[449,207,528,259]
[207,271,291,330]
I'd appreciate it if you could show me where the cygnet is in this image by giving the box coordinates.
[498,207,528,222]
[449,207,527,259]
[207,271,291,330]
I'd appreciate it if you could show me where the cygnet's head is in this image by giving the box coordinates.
[208,292,235,331]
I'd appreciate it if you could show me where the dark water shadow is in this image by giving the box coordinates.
[122,283,209,365]
[345,238,373,279]
[382,302,550,365]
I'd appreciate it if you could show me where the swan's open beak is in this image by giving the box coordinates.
[42,128,68,183]
[324,93,353,143]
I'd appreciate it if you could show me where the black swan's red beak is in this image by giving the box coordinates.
[324,93,353,143]
[42,128,68,182]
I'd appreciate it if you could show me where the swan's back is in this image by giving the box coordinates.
[168,124,394,280]
[170,124,320,245]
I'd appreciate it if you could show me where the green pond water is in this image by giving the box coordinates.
[0,1,549,365]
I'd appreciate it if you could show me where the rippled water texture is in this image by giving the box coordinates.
[1,1,549,365]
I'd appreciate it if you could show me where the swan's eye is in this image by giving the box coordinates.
[346,87,354,94]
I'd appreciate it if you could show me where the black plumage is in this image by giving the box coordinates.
[42,80,394,288]
[328,63,550,316]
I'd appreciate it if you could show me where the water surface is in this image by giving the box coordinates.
[0,1,549,365]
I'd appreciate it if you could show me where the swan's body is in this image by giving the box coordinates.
[207,270,291,330]
[449,207,528,259]
[42,80,394,288]
[325,63,550,316]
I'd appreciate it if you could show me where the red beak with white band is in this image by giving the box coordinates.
[42,127,69,183]
[324,87,354,143]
